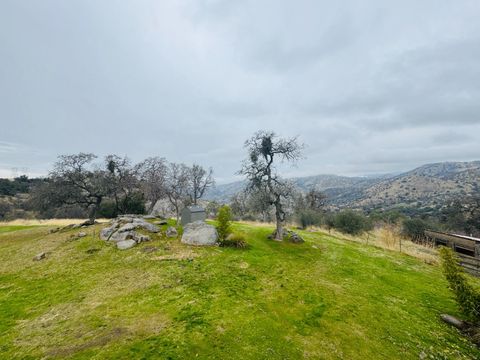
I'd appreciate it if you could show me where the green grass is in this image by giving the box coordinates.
[0,225,40,233]
[0,221,479,359]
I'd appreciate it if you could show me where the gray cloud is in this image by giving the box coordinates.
[0,0,479,182]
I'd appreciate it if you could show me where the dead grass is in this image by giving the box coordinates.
[0,218,109,226]
[306,225,439,265]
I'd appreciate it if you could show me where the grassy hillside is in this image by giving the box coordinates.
[0,221,479,359]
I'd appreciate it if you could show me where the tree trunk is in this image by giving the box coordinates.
[274,201,283,241]
[147,198,157,214]
[87,197,102,225]
[175,205,180,226]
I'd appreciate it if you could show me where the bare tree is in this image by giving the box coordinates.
[50,153,110,224]
[165,162,190,224]
[135,157,168,213]
[305,188,327,212]
[105,155,140,214]
[239,131,303,240]
[188,164,215,205]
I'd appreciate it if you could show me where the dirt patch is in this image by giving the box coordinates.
[47,327,127,357]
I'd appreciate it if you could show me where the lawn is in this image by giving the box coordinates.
[0,221,478,359]
[0,225,41,234]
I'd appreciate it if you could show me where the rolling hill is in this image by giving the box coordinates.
[206,161,480,211]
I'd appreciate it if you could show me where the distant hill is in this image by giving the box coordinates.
[206,161,480,211]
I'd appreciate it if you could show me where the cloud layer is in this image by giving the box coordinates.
[1,0,479,181]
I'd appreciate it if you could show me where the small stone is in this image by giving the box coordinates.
[166,226,178,238]
[77,232,87,238]
[142,246,158,253]
[134,234,150,243]
[116,239,137,250]
[33,252,46,261]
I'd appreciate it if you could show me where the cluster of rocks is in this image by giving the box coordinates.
[100,216,220,250]
[268,230,304,243]
[100,215,162,250]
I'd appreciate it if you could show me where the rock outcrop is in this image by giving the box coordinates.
[181,221,218,246]
[100,216,158,250]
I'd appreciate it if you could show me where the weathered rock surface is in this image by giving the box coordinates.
[166,226,178,238]
[268,230,304,243]
[181,221,218,246]
[118,223,137,232]
[154,220,168,225]
[77,232,87,238]
[100,215,157,249]
[134,221,159,233]
[33,252,46,261]
[117,239,137,250]
[286,231,304,244]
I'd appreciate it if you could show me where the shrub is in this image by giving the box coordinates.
[439,247,480,323]
[216,205,232,241]
[296,209,322,229]
[333,210,371,235]
[402,218,428,242]
[221,233,248,248]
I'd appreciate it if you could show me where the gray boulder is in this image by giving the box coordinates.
[181,221,218,246]
[116,239,137,250]
[133,234,150,243]
[109,231,135,242]
[118,223,137,233]
[33,252,46,261]
[77,232,87,238]
[166,226,178,238]
[100,227,116,240]
[135,221,159,233]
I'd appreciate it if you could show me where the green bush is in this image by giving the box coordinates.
[402,218,428,242]
[296,209,322,229]
[439,247,480,323]
[221,233,248,248]
[98,200,118,218]
[334,210,371,235]
[216,205,232,241]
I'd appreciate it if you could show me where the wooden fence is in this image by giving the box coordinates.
[458,254,480,277]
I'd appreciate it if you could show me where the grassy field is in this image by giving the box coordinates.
[0,221,479,359]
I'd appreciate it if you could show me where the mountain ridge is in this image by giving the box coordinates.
[206,160,480,210]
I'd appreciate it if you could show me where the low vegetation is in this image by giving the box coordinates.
[1,221,479,359]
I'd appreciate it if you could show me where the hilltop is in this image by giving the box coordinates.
[1,221,479,359]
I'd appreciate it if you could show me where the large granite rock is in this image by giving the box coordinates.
[181,221,218,246]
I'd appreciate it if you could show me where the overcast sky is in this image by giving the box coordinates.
[1,0,479,183]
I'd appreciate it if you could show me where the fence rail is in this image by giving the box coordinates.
[458,254,480,277]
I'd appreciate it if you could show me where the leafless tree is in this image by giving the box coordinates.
[239,130,303,240]
[50,153,110,224]
[165,162,190,224]
[105,155,139,214]
[188,164,215,205]
[305,188,327,212]
[135,157,168,213]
